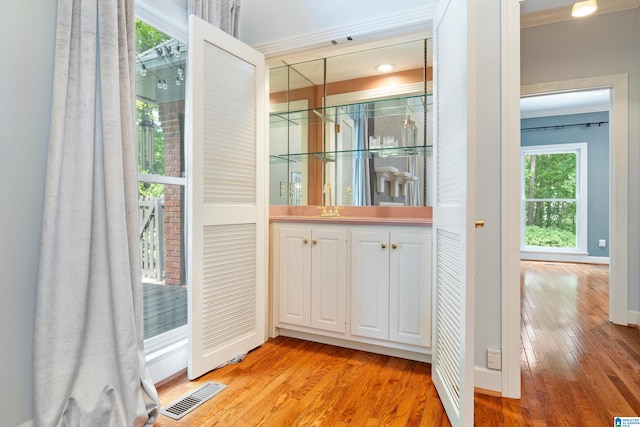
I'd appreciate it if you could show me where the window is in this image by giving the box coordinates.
[521,143,587,253]
[135,19,188,340]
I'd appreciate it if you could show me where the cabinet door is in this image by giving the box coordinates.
[278,227,311,327]
[310,229,348,333]
[350,231,390,339]
[389,231,432,347]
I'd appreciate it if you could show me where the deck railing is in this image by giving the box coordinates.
[139,196,164,281]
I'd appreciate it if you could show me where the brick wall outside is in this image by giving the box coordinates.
[158,100,185,286]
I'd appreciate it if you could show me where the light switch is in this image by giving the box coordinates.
[599,239,606,248]
[487,349,501,370]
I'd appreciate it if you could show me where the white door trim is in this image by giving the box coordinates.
[501,0,522,400]
[520,74,629,327]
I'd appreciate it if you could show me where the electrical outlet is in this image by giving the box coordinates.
[599,239,607,248]
[487,349,501,370]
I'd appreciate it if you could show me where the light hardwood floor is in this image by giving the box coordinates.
[154,261,640,426]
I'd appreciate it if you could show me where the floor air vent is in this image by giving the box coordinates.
[160,381,227,420]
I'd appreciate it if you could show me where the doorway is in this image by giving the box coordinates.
[519,74,629,327]
[520,90,608,263]
[501,73,629,399]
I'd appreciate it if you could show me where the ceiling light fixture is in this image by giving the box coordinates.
[572,0,597,17]
[375,63,395,73]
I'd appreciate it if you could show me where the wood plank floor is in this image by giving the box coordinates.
[154,261,640,426]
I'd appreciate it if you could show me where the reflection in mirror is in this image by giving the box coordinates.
[269,39,432,207]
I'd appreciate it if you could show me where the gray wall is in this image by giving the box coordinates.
[474,0,503,371]
[521,9,640,311]
[521,111,610,257]
[0,2,56,425]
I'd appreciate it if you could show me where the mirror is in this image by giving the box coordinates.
[269,39,432,207]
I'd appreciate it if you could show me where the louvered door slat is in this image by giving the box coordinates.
[432,0,476,425]
[187,15,266,380]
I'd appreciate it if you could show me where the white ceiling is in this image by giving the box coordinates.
[520,90,610,118]
[271,0,633,115]
[520,0,576,14]
[520,0,640,27]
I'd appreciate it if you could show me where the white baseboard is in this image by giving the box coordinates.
[146,338,188,384]
[144,326,188,384]
[278,329,431,363]
[628,311,640,326]
[475,366,502,394]
[521,252,609,265]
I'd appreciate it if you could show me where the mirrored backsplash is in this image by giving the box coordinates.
[269,38,433,208]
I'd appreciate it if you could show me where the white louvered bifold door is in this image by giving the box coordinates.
[186,15,267,380]
[432,0,476,425]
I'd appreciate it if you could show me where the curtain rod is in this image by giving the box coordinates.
[521,121,609,132]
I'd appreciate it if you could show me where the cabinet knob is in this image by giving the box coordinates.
[303,239,308,245]
[381,243,387,249]
[392,243,398,249]
[312,240,317,245]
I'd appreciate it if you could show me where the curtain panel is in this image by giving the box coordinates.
[34,0,159,425]
[188,0,241,37]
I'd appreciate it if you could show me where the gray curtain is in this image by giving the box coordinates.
[189,0,241,37]
[34,0,159,425]
[353,104,372,206]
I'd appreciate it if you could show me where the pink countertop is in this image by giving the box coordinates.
[269,205,432,226]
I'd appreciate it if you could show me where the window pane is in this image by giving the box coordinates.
[524,201,577,248]
[524,152,576,199]
[136,19,187,340]
[140,184,187,339]
[136,20,185,177]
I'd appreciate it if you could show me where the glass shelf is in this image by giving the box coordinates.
[269,145,432,164]
[269,94,431,128]
[269,37,432,207]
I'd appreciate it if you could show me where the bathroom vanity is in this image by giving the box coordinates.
[268,37,434,361]
[269,206,433,362]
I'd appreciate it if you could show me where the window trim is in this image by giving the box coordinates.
[136,0,190,382]
[138,173,186,186]
[136,0,187,43]
[520,142,588,254]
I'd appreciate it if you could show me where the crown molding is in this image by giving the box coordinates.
[251,5,435,60]
[521,0,640,28]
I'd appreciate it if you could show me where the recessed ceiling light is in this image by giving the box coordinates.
[375,63,395,73]
[572,0,597,17]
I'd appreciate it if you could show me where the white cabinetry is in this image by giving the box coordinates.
[389,232,431,347]
[277,227,311,327]
[277,225,347,334]
[351,230,431,347]
[350,231,389,340]
[273,222,432,359]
